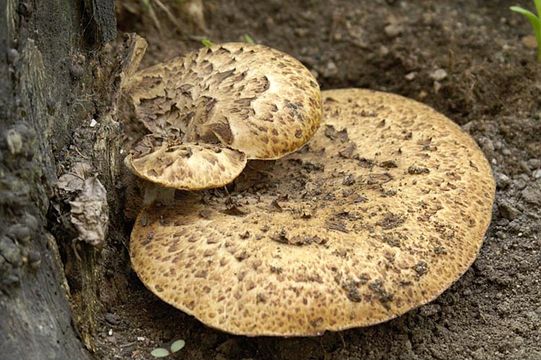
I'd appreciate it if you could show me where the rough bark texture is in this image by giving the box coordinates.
[0,0,116,358]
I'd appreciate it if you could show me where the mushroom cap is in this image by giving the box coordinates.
[130,89,495,336]
[125,135,247,190]
[123,42,322,160]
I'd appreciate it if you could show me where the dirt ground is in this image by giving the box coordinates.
[93,1,541,359]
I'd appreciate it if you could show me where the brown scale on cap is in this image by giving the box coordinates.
[130,89,495,336]
[122,40,321,190]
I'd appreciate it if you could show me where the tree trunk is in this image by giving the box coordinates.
[0,0,116,358]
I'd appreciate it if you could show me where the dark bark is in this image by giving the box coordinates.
[0,0,116,359]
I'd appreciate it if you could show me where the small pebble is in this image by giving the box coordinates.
[323,61,338,77]
[105,312,121,326]
[384,23,403,37]
[522,186,541,206]
[462,121,474,132]
[519,160,531,173]
[527,158,541,169]
[430,69,448,81]
[514,177,528,190]
[294,28,309,37]
[478,137,495,153]
[405,72,416,81]
[498,201,520,220]
[419,304,441,317]
[522,35,537,49]
[379,45,390,56]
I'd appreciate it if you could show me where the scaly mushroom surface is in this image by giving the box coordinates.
[122,42,322,190]
[130,89,495,336]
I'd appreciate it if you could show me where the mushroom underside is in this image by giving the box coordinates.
[130,89,495,336]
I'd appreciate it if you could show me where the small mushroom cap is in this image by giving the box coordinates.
[126,135,247,190]
[130,89,495,336]
[123,42,322,160]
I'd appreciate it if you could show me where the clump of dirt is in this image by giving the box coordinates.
[96,1,541,359]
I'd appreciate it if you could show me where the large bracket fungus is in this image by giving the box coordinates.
[122,40,322,190]
[130,89,495,336]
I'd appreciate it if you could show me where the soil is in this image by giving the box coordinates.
[93,1,541,359]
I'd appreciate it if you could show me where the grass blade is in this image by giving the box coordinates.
[243,34,255,44]
[511,5,541,61]
[510,6,541,43]
[535,0,541,18]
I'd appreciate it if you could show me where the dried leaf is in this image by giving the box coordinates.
[69,177,108,246]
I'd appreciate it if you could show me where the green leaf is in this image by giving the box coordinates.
[510,6,541,45]
[243,34,255,44]
[201,38,214,48]
[510,5,539,20]
[150,348,170,358]
[170,339,186,353]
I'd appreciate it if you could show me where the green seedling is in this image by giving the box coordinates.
[150,348,169,358]
[511,0,541,62]
[243,34,255,44]
[150,339,186,358]
[201,38,214,48]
